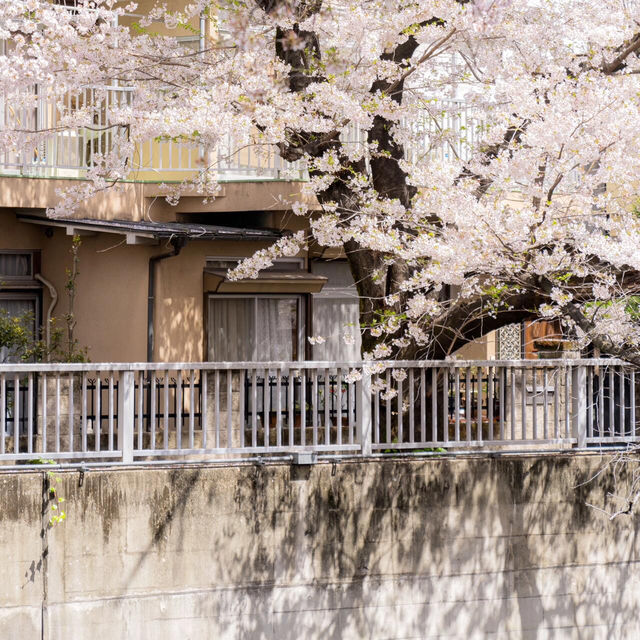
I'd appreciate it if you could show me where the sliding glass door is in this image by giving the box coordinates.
[207,295,304,362]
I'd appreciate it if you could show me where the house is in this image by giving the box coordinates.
[0,5,564,365]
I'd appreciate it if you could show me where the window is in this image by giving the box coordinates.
[0,251,34,281]
[0,293,39,363]
[0,251,41,363]
[311,261,362,361]
[206,257,305,272]
[207,295,304,362]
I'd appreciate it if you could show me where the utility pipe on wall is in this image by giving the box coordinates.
[147,238,185,362]
[35,273,58,356]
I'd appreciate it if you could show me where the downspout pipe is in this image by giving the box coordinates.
[147,238,185,362]
[35,273,58,357]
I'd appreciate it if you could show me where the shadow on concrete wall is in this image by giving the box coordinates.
[14,454,640,639]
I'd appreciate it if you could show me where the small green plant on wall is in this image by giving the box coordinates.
[47,469,67,527]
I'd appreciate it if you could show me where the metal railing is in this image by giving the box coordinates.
[0,83,479,182]
[0,359,638,464]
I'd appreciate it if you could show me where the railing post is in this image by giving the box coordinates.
[571,366,587,448]
[356,369,372,456]
[118,371,135,463]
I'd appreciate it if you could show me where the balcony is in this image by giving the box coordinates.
[0,358,637,465]
[0,85,479,184]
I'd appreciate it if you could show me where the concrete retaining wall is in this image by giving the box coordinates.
[1,454,640,639]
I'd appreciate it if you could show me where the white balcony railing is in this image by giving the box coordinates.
[0,359,637,465]
[0,84,480,182]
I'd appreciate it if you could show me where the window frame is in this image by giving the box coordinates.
[207,293,306,362]
[0,250,40,285]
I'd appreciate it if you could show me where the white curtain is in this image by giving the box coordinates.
[208,298,253,361]
[256,298,297,361]
[0,254,30,278]
[208,297,299,361]
[312,298,361,361]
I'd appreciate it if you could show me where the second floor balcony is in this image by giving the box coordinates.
[0,86,480,185]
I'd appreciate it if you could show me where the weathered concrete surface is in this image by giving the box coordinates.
[1,454,640,639]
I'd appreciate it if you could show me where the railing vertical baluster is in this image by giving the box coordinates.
[189,370,195,449]
[137,371,144,451]
[376,378,380,444]
[554,369,560,439]
[276,369,282,447]
[233,370,240,448]
[397,375,403,444]
[532,368,538,441]
[499,367,505,441]
[176,370,182,450]
[386,369,391,444]
[598,366,604,441]
[27,373,33,454]
[95,376,101,452]
[227,369,233,449]
[215,370,221,449]
[587,367,593,440]
[300,370,306,447]
[510,368,516,440]
[150,373,156,450]
[619,367,625,437]
[337,369,343,446]
[432,368,437,442]
[251,369,257,448]
[453,368,460,442]
[56,376,61,453]
[465,368,471,443]
[356,368,372,455]
[81,372,88,452]
[163,370,169,450]
[442,368,448,443]
[488,367,494,441]
[288,371,294,447]
[571,365,587,448]
[477,367,483,443]
[520,368,527,440]
[109,373,114,451]
[409,369,415,443]
[565,367,571,439]
[631,370,637,435]
[543,369,549,440]
[420,369,426,443]
[118,371,135,463]
[201,369,207,449]
[1,374,5,455]
[42,374,47,454]
[14,375,20,454]
[263,369,270,448]
[312,369,318,447]
[68,373,74,453]
[324,367,330,446]
[349,375,356,445]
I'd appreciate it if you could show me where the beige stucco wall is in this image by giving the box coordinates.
[1,454,640,639]
[0,207,499,363]
[0,210,284,362]
[1,211,150,361]
[0,177,315,222]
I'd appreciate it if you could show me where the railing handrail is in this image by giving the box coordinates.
[0,357,630,373]
[0,358,637,464]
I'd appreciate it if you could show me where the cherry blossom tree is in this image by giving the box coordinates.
[2,0,640,364]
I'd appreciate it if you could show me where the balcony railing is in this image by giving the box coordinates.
[0,359,637,465]
[0,85,479,182]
